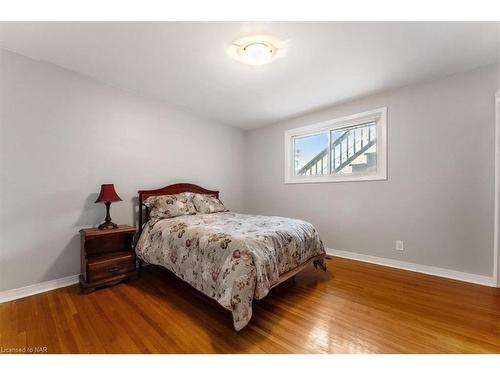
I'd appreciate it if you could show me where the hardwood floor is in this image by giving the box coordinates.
[1,256,500,353]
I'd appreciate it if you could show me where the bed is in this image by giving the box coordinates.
[135,183,327,331]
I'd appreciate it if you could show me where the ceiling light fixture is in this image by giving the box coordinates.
[228,35,285,66]
[239,41,275,66]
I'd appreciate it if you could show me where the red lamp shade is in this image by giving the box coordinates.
[95,184,122,203]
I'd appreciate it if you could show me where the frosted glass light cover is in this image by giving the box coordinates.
[240,42,274,66]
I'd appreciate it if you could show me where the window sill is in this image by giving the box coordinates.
[284,173,387,184]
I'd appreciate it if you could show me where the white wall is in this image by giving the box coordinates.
[0,49,246,291]
[1,48,498,292]
[246,63,499,277]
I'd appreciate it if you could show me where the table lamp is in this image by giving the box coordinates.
[95,184,122,230]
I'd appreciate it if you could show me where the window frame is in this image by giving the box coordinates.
[284,107,387,184]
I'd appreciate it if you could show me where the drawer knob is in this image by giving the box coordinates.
[106,266,121,273]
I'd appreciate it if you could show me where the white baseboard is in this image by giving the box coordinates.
[326,248,497,287]
[0,275,79,303]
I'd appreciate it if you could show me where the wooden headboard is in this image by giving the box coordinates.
[138,183,219,232]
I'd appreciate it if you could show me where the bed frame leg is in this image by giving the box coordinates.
[313,258,327,272]
[138,258,143,276]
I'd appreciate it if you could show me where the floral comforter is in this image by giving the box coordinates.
[135,212,325,330]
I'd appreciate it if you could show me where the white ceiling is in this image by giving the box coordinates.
[0,22,498,129]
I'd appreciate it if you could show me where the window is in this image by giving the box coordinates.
[285,107,387,183]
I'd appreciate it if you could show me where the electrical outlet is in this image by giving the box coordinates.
[395,240,405,251]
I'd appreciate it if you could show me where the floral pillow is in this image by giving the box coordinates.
[192,193,227,214]
[144,192,196,219]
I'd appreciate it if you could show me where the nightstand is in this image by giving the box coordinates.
[79,225,138,293]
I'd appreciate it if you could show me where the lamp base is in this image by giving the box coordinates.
[98,221,119,230]
[98,201,118,230]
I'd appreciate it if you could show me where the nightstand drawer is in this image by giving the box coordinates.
[87,253,136,282]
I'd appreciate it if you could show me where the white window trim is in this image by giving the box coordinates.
[284,107,387,184]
